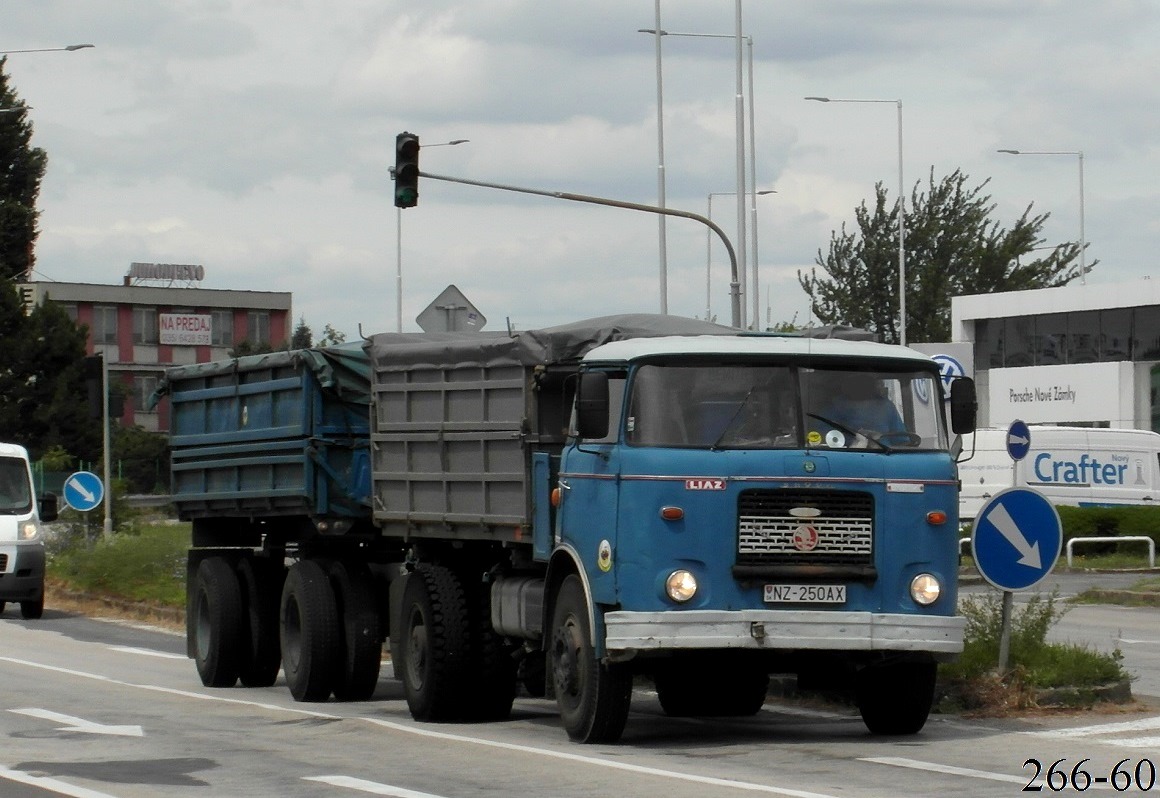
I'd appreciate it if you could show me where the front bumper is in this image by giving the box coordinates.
[604,609,965,655]
[0,543,46,602]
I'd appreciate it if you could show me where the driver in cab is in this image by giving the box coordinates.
[810,371,904,447]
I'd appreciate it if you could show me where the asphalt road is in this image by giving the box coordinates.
[6,594,1160,798]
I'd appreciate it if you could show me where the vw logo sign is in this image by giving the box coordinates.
[931,354,966,402]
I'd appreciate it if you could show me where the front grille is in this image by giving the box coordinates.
[737,489,874,566]
[0,553,8,572]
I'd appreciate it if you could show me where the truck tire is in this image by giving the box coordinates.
[192,556,244,687]
[237,556,284,688]
[464,578,517,720]
[399,564,470,721]
[655,662,768,717]
[856,660,937,735]
[550,575,632,743]
[280,559,340,702]
[328,560,382,701]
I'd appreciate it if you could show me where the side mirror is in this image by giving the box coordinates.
[949,377,977,435]
[575,371,610,440]
[39,492,59,523]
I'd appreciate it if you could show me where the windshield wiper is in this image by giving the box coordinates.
[805,412,893,452]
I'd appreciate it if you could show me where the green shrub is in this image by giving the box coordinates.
[49,522,188,606]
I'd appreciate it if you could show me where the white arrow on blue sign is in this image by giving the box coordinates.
[1006,419,1031,461]
[971,486,1062,591]
[63,470,104,512]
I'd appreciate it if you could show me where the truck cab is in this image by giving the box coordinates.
[549,335,975,739]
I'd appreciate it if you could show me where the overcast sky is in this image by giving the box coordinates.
[4,1,1157,339]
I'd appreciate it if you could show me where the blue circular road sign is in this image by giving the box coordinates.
[972,487,1062,591]
[1006,419,1032,461]
[63,470,104,512]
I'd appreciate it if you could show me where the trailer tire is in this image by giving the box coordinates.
[328,560,382,702]
[550,575,632,743]
[280,559,340,702]
[237,556,284,688]
[192,556,244,687]
[856,660,937,735]
[399,564,470,721]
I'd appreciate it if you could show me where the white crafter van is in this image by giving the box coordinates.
[0,442,58,619]
[959,426,1160,520]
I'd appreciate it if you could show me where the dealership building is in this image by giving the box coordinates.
[18,263,291,432]
[950,277,1160,432]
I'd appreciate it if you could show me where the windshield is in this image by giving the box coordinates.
[624,362,947,451]
[0,457,33,514]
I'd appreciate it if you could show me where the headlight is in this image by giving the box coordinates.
[665,570,698,603]
[19,521,41,541]
[910,573,941,606]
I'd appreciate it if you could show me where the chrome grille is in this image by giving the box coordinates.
[737,489,873,565]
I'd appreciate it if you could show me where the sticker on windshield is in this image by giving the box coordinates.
[825,429,846,448]
[807,430,822,445]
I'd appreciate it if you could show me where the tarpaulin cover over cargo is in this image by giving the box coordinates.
[363,313,734,371]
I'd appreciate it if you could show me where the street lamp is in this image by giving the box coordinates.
[640,28,763,328]
[396,139,469,332]
[997,148,1086,285]
[707,189,774,323]
[0,44,94,54]
[806,96,907,345]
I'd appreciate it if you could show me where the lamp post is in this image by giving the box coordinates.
[640,29,763,328]
[806,96,907,345]
[0,44,94,55]
[997,148,1086,285]
[396,139,469,332]
[707,190,774,324]
[645,2,668,314]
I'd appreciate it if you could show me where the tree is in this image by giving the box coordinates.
[318,323,346,347]
[798,169,1090,344]
[291,316,313,349]
[0,58,46,282]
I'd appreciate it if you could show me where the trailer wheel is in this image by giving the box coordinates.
[328,560,382,702]
[399,564,470,721]
[280,559,340,702]
[655,661,768,717]
[192,556,244,687]
[237,557,284,688]
[856,660,937,735]
[550,575,632,743]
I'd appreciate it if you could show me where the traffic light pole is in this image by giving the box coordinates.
[102,355,112,538]
[419,171,742,329]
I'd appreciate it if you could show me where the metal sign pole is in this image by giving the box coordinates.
[997,590,1014,673]
[102,356,113,538]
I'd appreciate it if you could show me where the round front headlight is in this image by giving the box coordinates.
[665,570,698,603]
[910,573,941,606]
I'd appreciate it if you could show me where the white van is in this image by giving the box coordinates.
[0,442,58,619]
[959,426,1160,520]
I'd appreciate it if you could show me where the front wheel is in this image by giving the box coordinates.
[856,660,937,735]
[20,595,44,620]
[550,575,632,743]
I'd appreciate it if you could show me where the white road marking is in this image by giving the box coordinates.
[861,756,1036,785]
[305,775,448,797]
[1028,715,1160,738]
[359,717,842,797]
[107,645,186,660]
[0,764,123,798]
[10,707,143,737]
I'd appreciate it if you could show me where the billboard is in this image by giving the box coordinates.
[160,313,212,346]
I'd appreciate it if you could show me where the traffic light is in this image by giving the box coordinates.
[394,132,420,208]
[83,355,103,419]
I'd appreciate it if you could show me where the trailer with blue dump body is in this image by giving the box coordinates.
[167,315,977,742]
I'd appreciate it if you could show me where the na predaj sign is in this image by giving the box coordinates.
[160,313,212,346]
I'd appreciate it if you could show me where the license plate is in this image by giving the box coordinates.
[763,584,846,604]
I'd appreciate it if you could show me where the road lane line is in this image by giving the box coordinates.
[359,717,841,797]
[1028,715,1160,738]
[107,645,186,660]
[305,775,448,797]
[861,756,1034,785]
[0,655,340,720]
[0,764,123,798]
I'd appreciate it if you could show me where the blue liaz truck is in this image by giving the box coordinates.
[166,314,977,743]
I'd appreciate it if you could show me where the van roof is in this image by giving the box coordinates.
[0,442,30,459]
